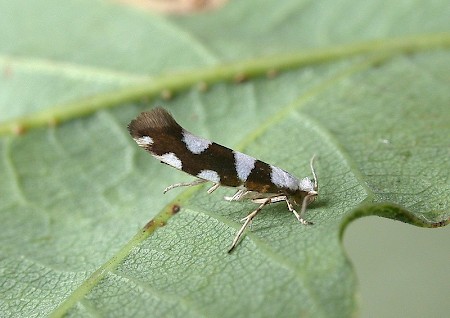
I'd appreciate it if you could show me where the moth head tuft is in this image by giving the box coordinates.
[299,177,315,192]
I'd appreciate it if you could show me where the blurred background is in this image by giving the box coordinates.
[345,217,449,318]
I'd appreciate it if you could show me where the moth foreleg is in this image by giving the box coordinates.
[252,195,313,225]
[163,178,207,194]
[285,197,313,225]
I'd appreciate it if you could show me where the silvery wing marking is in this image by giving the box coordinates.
[182,131,212,154]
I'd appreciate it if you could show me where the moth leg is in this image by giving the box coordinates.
[163,178,207,194]
[228,198,272,253]
[251,196,312,224]
[285,197,313,225]
[246,195,284,227]
[224,189,249,202]
[251,195,285,204]
[207,183,220,194]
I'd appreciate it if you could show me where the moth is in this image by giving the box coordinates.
[128,107,318,252]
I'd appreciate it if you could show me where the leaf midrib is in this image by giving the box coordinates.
[2,32,450,136]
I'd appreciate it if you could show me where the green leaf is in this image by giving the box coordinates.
[0,1,449,317]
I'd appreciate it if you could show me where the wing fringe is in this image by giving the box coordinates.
[128,107,181,138]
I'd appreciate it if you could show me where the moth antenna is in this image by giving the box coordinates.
[310,154,318,191]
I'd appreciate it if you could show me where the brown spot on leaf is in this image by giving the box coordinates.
[143,220,155,230]
[266,68,278,79]
[234,73,248,83]
[197,81,208,92]
[161,89,173,100]
[48,117,59,127]
[13,124,26,135]
[172,204,181,214]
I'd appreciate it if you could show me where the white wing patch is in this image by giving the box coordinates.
[270,166,299,191]
[234,151,256,182]
[197,170,220,183]
[135,136,153,147]
[182,131,212,154]
[155,152,182,170]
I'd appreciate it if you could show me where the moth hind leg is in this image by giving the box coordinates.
[163,178,207,194]
[224,189,249,202]
[163,178,221,195]
[206,183,220,194]
[228,198,272,253]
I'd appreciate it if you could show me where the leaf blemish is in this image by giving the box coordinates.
[161,89,173,100]
[197,81,208,92]
[143,220,155,230]
[13,124,26,135]
[266,68,278,79]
[171,204,181,214]
[234,72,248,83]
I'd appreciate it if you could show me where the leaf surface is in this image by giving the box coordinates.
[0,1,448,317]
